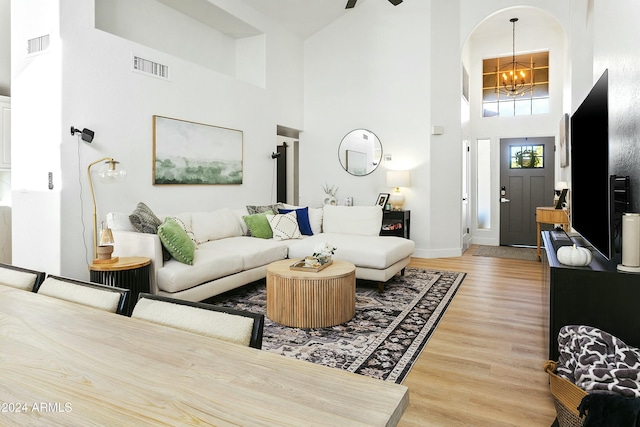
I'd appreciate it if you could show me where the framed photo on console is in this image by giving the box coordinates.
[376,193,390,208]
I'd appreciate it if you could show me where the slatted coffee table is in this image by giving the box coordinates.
[266,259,356,328]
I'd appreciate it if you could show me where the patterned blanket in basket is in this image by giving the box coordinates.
[557,325,640,398]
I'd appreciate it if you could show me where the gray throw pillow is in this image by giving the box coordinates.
[129,202,162,234]
[246,203,284,215]
[130,202,171,261]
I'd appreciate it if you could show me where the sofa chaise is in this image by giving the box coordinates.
[110,203,415,302]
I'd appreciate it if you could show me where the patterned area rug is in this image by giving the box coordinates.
[205,268,466,384]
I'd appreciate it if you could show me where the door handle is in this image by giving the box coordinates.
[500,197,511,203]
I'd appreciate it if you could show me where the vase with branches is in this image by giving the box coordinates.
[322,182,338,205]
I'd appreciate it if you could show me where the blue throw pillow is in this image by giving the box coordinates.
[279,207,313,235]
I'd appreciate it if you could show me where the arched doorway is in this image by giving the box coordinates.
[461,7,567,247]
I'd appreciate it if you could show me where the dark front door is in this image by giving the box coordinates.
[500,137,555,246]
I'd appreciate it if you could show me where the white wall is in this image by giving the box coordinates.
[303,0,437,257]
[11,0,639,277]
[464,5,568,246]
[11,0,63,275]
[0,0,9,96]
[302,0,573,257]
[12,0,304,279]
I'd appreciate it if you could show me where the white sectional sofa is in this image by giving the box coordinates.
[110,204,415,302]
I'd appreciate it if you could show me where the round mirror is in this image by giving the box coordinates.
[338,129,383,176]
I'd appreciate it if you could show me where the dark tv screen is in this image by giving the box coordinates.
[570,69,611,259]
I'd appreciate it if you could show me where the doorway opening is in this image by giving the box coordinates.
[275,125,300,205]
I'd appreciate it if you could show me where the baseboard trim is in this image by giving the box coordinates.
[412,247,462,259]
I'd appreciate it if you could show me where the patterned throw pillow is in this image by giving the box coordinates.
[246,203,284,215]
[129,202,162,234]
[129,202,171,261]
[242,212,273,239]
[157,218,196,265]
[279,207,313,235]
[266,211,301,241]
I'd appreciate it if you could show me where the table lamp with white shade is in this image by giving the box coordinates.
[387,170,411,211]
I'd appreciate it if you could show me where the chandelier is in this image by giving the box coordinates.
[497,18,533,98]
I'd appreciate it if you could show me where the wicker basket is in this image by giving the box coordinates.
[544,361,587,427]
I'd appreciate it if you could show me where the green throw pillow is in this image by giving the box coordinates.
[158,218,196,265]
[242,212,273,239]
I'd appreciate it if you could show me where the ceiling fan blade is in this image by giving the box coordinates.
[389,0,403,5]
[346,0,357,9]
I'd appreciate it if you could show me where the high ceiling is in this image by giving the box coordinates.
[237,1,559,41]
[471,8,561,40]
[239,0,371,39]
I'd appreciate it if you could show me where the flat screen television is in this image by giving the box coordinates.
[570,69,629,261]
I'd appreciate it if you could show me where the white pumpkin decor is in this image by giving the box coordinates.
[556,244,593,266]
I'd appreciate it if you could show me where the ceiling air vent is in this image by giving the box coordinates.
[132,55,170,80]
[27,34,50,55]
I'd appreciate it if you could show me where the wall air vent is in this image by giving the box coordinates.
[132,55,170,80]
[27,34,50,55]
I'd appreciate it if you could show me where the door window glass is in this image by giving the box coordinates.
[509,144,544,169]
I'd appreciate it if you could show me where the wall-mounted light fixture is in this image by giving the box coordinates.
[71,126,95,143]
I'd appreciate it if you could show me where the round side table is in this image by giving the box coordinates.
[89,256,151,316]
[266,259,356,328]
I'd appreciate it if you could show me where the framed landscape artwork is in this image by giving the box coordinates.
[153,116,243,185]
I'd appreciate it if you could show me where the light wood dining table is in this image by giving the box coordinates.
[0,284,408,426]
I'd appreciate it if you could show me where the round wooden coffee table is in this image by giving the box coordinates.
[266,259,356,328]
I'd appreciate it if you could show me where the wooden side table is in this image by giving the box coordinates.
[266,259,356,328]
[90,256,151,316]
[536,207,570,260]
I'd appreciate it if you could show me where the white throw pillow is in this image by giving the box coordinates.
[106,212,136,231]
[322,205,382,236]
[266,211,301,240]
[232,208,250,235]
[191,208,244,244]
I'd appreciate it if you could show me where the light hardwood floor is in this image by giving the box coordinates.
[398,245,556,427]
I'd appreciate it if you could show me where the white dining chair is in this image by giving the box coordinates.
[131,293,264,349]
[0,262,46,292]
[37,275,130,315]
